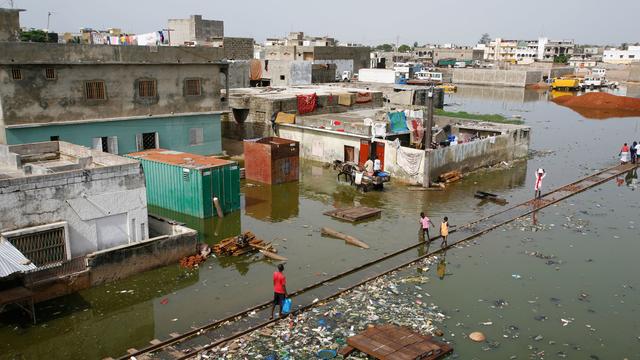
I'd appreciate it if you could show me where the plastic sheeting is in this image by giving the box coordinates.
[393,138,423,176]
[297,93,318,114]
[388,111,409,132]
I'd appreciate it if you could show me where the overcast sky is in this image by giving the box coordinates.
[7,0,639,46]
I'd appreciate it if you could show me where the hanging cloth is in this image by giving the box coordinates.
[388,111,409,132]
[356,92,373,103]
[297,93,318,114]
[250,59,263,81]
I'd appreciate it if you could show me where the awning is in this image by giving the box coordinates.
[0,240,37,278]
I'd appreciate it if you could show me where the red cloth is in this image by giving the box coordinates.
[621,145,630,152]
[297,93,318,114]
[356,92,373,103]
[273,271,286,294]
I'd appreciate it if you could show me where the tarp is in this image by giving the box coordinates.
[297,93,318,114]
[0,240,37,278]
[250,59,263,81]
[356,92,373,103]
[388,111,409,132]
[338,93,354,106]
[275,112,296,124]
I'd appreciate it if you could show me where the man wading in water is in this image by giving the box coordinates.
[270,264,287,319]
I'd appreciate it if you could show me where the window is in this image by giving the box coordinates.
[11,68,21,80]
[45,68,56,80]
[85,81,106,100]
[136,132,159,150]
[137,79,157,98]
[92,136,118,154]
[189,128,204,146]
[182,168,190,181]
[630,55,636,59]
[185,78,202,96]
[280,75,286,80]
[3,224,68,266]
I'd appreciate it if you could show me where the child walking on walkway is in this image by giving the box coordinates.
[440,216,449,247]
[419,212,432,242]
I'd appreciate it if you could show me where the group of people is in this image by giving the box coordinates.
[419,212,449,246]
[620,142,640,164]
[363,156,382,176]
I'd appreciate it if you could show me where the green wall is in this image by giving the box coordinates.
[6,113,222,155]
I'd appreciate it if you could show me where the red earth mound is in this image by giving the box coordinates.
[552,92,640,119]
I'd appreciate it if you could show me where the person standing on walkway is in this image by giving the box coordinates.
[534,168,546,199]
[440,216,449,247]
[635,141,640,164]
[419,212,433,242]
[270,264,287,319]
[620,143,630,164]
[631,141,638,164]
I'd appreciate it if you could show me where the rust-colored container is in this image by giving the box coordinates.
[244,137,299,184]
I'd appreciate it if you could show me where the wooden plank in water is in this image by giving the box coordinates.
[324,207,381,222]
[346,324,452,360]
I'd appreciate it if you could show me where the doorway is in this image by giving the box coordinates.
[344,145,355,162]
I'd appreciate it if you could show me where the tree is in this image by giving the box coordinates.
[479,33,491,45]
[413,41,419,49]
[621,42,629,50]
[19,29,58,43]
[553,54,568,64]
[375,43,394,52]
[397,44,412,53]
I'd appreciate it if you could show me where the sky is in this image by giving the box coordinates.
[6,0,640,46]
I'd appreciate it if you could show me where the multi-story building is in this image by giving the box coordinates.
[484,37,574,62]
[413,46,484,63]
[168,14,224,47]
[603,46,640,64]
[0,42,229,156]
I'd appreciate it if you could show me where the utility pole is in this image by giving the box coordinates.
[46,11,53,42]
[422,85,435,187]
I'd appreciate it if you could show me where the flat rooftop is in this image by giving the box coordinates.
[126,149,234,169]
[227,84,379,100]
[0,141,138,180]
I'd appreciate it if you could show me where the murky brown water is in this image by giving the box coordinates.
[1,86,639,359]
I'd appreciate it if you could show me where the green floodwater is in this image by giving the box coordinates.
[1,85,639,359]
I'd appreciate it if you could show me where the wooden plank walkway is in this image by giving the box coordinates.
[345,324,452,360]
[324,207,381,222]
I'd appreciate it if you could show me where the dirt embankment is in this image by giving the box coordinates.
[552,92,640,119]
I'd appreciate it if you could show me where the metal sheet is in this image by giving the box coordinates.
[0,240,37,278]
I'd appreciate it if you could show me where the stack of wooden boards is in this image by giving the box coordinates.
[213,231,287,261]
[438,170,462,184]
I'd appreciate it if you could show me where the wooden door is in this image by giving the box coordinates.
[375,142,385,171]
[344,145,355,162]
[359,140,370,166]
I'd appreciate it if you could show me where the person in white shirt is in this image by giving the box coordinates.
[363,158,374,175]
[373,156,381,175]
[534,168,546,199]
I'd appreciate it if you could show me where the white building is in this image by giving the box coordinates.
[484,37,574,62]
[603,46,640,64]
[0,141,148,262]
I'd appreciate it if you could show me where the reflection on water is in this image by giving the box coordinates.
[244,181,300,222]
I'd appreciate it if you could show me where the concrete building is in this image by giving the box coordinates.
[485,37,574,62]
[452,68,542,87]
[0,141,148,259]
[0,42,229,156]
[168,14,224,46]
[0,8,22,42]
[265,32,337,47]
[413,47,484,63]
[603,46,640,64]
[263,44,370,76]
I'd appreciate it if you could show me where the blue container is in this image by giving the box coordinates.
[281,298,292,314]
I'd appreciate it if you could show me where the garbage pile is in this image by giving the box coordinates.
[202,257,449,359]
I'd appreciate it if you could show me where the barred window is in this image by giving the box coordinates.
[85,81,106,100]
[138,79,157,98]
[11,68,22,80]
[185,78,202,96]
[45,68,56,80]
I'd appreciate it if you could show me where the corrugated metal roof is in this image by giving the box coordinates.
[0,240,37,278]
[126,149,234,169]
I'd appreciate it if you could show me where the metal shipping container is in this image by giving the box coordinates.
[243,137,299,184]
[126,149,240,218]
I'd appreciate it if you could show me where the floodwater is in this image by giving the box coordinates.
[1,85,639,359]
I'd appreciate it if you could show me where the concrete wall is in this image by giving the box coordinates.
[168,15,223,46]
[314,59,353,78]
[264,45,370,73]
[224,37,254,60]
[278,124,365,163]
[452,68,542,87]
[0,9,20,42]
[268,60,312,86]
[312,64,336,83]
[6,113,222,156]
[0,63,225,127]
[0,148,148,258]
[228,61,251,88]
[426,127,530,180]
[432,48,483,62]
[87,217,197,285]
[628,63,640,83]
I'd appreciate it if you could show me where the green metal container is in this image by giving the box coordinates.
[126,149,240,218]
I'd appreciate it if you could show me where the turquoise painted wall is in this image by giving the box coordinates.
[6,114,222,156]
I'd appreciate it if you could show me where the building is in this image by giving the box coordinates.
[603,46,640,64]
[0,8,22,41]
[484,37,574,62]
[568,54,598,68]
[262,44,370,76]
[0,141,148,260]
[168,14,224,46]
[265,32,337,47]
[413,46,484,63]
[0,42,229,156]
